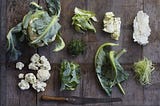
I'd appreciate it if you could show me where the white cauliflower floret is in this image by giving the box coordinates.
[30,53,40,63]
[28,63,39,71]
[39,56,51,70]
[25,73,36,84]
[103,12,121,40]
[18,80,30,90]
[16,62,24,70]
[37,69,51,81]
[133,11,151,45]
[18,73,24,79]
[32,80,47,92]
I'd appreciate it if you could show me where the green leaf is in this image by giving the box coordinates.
[7,23,24,61]
[46,0,61,16]
[53,34,65,52]
[60,60,80,91]
[72,7,97,33]
[95,43,129,96]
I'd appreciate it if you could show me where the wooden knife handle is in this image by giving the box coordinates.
[41,95,66,101]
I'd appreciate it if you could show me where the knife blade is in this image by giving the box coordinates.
[41,95,122,105]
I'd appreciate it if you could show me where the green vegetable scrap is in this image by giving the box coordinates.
[67,39,86,56]
[60,60,81,91]
[72,7,97,33]
[7,0,65,61]
[95,43,129,96]
[134,57,155,85]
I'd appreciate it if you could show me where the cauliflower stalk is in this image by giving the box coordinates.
[103,12,121,40]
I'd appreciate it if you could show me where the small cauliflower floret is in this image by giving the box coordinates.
[25,73,36,84]
[37,69,51,81]
[39,56,51,70]
[103,12,121,40]
[18,73,24,79]
[16,62,24,70]
[28,63,39,70]
[32,80,47,92]
[133,11,151,45]
[30,53,40,63]
[18,80,30,90]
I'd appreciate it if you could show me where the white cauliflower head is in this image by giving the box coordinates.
[18,80,30,90]
[25,73,37,84]
[37,69,51,81]
[32,80,47,92]
[16,62,24,70]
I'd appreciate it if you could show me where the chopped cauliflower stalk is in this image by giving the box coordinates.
[16,62,24,70]
[18,80,30,90]
[37,69,51,81]
[103,12,121,40]
[25,73,36,84]
[133,11,151,45]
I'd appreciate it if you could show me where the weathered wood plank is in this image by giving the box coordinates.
[6,0,38,106]
[0,0,7,105]
[81,64,112,106]
[143,0,160,105]
[111,67,144,106]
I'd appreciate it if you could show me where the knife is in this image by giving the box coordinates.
[41,95,122,105]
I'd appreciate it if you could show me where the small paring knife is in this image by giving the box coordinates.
[41,95,122,105]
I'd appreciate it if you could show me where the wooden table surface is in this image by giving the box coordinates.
[1,0,160,106]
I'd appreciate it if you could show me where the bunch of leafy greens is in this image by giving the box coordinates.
[95,43,129,96]
[72,7,97,33]
[67,39,86,56]
[60,60,80,91]
[134,57,155,85]
[7,0,65,61]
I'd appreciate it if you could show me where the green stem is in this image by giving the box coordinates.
[115,49,127,60]
[117,83,125,95]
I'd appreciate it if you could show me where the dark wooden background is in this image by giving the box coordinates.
[1,0,160,106]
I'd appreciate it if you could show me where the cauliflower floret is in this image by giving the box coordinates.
[30,53,40,63]
[39,56,51,70]
[25,73,36,84]
[28,63,39,71]
[32,80,47,92]
[18,73,24,79]
[16,62,24,70]
[18,80,30,90]
[37,69,51,81]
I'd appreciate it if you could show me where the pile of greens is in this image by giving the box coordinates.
[60,60,81,91]
[72,7,97,33]
[7,0,65,61]
[95,43,129,96]
[67,39,86,56]
[134,57,155,85]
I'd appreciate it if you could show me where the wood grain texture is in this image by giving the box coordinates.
[6,0,38,106]
[2,0,160,106]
